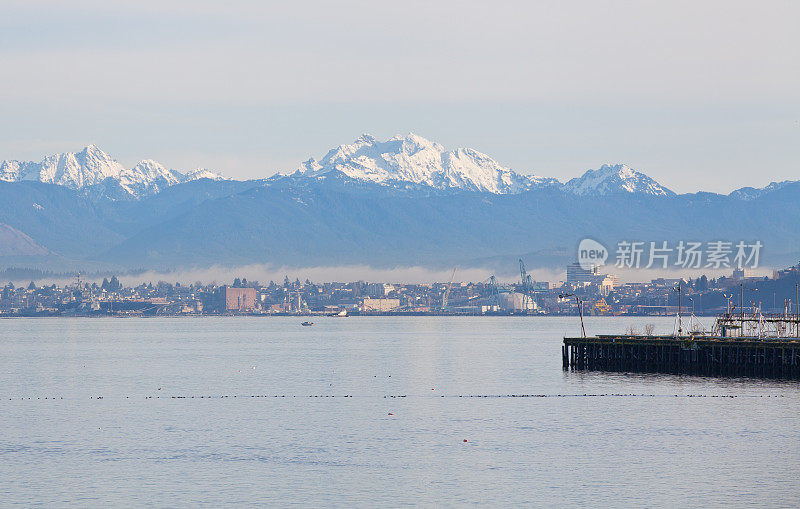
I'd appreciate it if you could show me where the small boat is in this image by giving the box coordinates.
[301,321,314,326]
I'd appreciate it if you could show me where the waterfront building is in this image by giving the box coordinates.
[217,286,257,311]
[499,292,537,311]
[361,298,400,312]
[566,263,599,284]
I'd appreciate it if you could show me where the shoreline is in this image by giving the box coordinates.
[0,313,715,319]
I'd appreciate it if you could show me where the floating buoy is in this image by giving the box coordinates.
[388,412,393,415]
[463,439,468,443]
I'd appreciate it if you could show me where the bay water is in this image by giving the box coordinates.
[1,317,798,507]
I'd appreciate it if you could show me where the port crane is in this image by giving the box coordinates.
[442,267,457,311]
[488,275,501,308]
[519,259,535,311]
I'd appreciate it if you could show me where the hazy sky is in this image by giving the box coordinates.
[1,0,797,193]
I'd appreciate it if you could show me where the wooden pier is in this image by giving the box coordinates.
[563,335,800,379]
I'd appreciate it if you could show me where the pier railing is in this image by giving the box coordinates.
[713,312,800,339]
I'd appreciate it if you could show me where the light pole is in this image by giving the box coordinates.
[674,284,683,336]
[560,293,586,338]
[740,282,746,335]
[740,285,758,337]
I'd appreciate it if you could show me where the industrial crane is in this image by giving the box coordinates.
[488,275,501,308]
[519,259,532,311]
[442,267,457,311]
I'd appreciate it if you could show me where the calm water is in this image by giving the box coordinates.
[1,316,798,507]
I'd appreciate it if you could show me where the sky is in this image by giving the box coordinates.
[1,0,798,194]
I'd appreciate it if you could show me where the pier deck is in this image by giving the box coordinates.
[563,335,800,379]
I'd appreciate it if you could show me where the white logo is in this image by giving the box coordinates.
[578,238,608,270]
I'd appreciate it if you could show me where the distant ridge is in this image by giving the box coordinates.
[0,223,52,256]
[563,163,674,196]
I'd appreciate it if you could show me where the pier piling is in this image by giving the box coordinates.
[563,335,800,379]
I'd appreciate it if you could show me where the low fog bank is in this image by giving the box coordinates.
[2,262,774,288]
[115,264,536,287]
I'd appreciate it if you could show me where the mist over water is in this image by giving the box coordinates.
[10,262,772,288]
[1,316,798,506]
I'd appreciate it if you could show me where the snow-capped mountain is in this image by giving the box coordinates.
[184,168,223,181]
[118,160,184,197]
[0,137,676,201]
[729,180,799,201]
[293,133,560,194]
[563,164,674,196]
[290,134,678,197]
[3,134,800,271]
[0,146,225,199]
[0,145,124,189]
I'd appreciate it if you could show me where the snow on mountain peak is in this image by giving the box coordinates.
[131,159,173,177]
[729,180,797,201]
[0,147,225,199]
[81,144,103,156]
[0,160,25,182]
[1,138,677,200]
[295,133,554,194]
[116,160,183,197]
[31,145,125,189]
[184,168,226,181]
[355,133,377,144]
[563,163,674,196]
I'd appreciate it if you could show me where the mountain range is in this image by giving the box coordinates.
[0,133,798,274]
[288,133,674,197]
[0,145,224,200]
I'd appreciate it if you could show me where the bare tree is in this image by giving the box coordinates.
[644,323,655,336]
